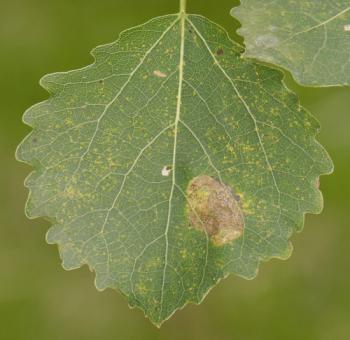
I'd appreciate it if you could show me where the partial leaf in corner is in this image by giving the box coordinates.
[231,0,350,86]
[16,13,333,326]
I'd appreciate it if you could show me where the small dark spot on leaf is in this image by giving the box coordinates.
[99,79,104,84]
[234,194,241,202]
[32,138,38,143]
[216,48,224,56]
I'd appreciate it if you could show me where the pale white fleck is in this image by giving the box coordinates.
[153,70,167,78]
[344,24,350,31]
[161,166,172,177]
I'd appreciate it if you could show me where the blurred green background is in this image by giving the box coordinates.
[1,0,349,339]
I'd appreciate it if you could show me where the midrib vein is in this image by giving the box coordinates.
[159,12,186,320]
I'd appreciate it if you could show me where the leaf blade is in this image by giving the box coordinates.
[231,0,350,86]
[17,13,333,326]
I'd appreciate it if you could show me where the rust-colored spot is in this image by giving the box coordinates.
[216,48,224,56]
[153,70,167,78]
[186,175,244,246]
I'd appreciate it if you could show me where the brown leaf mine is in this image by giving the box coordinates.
[186,176,244,246]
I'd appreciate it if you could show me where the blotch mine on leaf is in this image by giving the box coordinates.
[186,175,244,246]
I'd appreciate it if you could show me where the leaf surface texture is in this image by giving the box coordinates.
[17,13,333,325]
[232,0,350,86]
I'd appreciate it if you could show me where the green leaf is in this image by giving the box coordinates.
[231,1,350,86]
[16,12,333,326]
